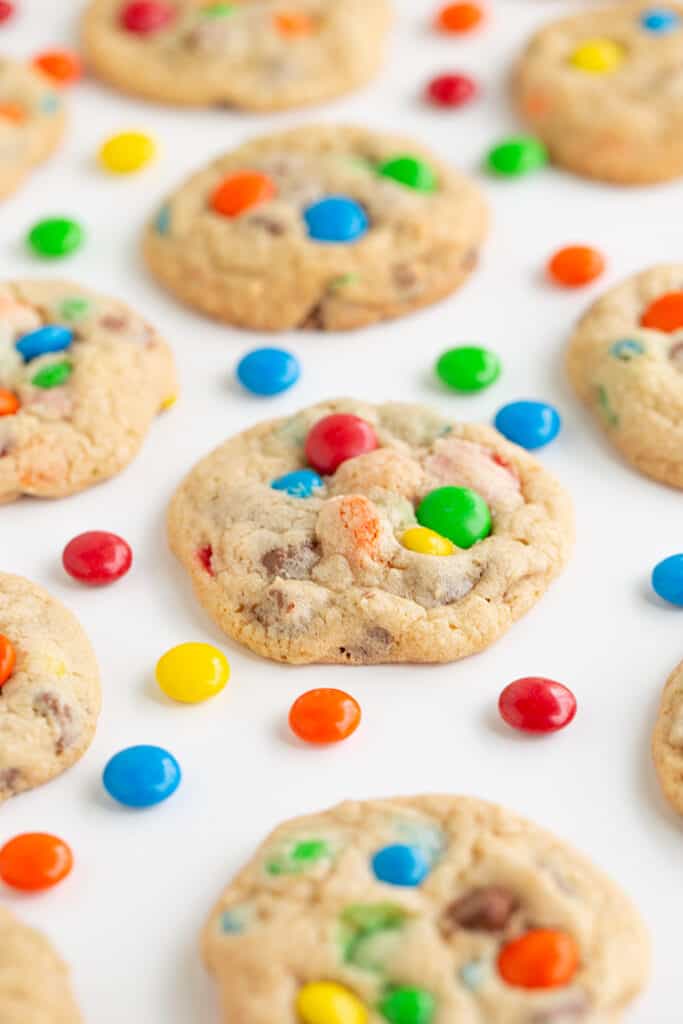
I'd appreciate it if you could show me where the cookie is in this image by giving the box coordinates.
[0,907,82,1023]
[82,0,390,111]
[203,794,649,1023]
[567,264,683,488]
[0,57,66,198]
[0,279,177,501]
[513,2,683,184]
[167,399,572,664]
[652,658,683,815]
[144,125,487,332]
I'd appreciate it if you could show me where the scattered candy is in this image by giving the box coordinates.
[62,531,133,585]
[416,486,491,549]
[305,414,378,475]
[436,345,501,392]
[436,2,483,33]
[570,39,624,74]
[271,468,324,498]
[641,7,680,31]
[15,324,73,362]
[401,525,454,556]
[33,50,82,86]
[0,388,19,416]
[31,361,72,389]
[487,136,548,177]
[378,156,437,192]
[426,72,478,108]
[156,642,230,704]
[641,291,683,332]
[652,554,683,606]
[236,347,300,396]
[547,245,605,288]
[378,987,435,1024]
[0,634,16,687]
[494,401,561,450]
[0,833,73,891]
[102,744,181,808]
[303,196,369,244]
[274,11,314,36]
[99,131,156,173]
[372,844,429,887]
[297,981,368,1024]
[212,171,276,217]
[289,688,361,744]
[0,2,14,24]
[498,929,580,989]
[498,677,577,733]
[120,0,174,33]
[28,217,84,258]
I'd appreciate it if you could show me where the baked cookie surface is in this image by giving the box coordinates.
[82,0,390,111]
[652,658,683,816]
[0,58,66,198]
[0,907,82,1024]
[0,573,100,803]
[168,399,572,665]
[203,795,649,1024]
[144,125,488,332]
[513,2,683,184]
[0,279,177,501]
[567,264,683,488]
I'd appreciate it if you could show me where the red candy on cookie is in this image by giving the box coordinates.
[304,413,378,475]
[120,0,174,33]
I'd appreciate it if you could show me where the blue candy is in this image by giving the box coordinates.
[303,196,369,243]
[236,347,300,397]
[371,844,430,887]
[641,7,680,31]
[652,554,683,606]
[494,400,561,450]
[271,468,324,498]
[610,339,644,361]
[102,744,181,808]
[155,204,171,235]
[16,324,73,362]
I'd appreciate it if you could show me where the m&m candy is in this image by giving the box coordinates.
[0,833,73,891]
[212,171,276,217]
[297,982,368,1024]
[402,525,454,556]
[0,634,16,687]
[652,554,683,606]
[641,292,683,332]
[436,2,483,33]
[499,677,577,734]
[372,844,429,887]
[289,688,361,744]
[103,745,181,807]
[436,345,501,392]
[120,0,174,32]
[641,7,680,31]
[303,197,368,243]
[15,324,73,362]
[274,11,314,36]
[426,72,477,108]
[378,156,436,192]
[156,642,230,703]
[487,136,548,177]
[416,486,491,549]
[271,468,323,498]
[494,401,561,450]
[304,414,378,475]
[379,987,436,1024]
[32,361,72,389]
[236,347,300,396]
[33,50,82,86]
[547,246,605,288]
[0,2,15,24]
[62,531,132,585]
[99,131,156,173]
[498,929,579,988]
[0,389,19,416]
[571,39,624,74]
[28,217,84,258]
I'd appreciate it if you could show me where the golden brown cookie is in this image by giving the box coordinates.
[0,58,66,199]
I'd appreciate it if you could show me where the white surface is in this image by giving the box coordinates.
[1,1,680,1020]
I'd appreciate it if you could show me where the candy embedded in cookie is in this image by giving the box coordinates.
[0,56,66,198]
[202,795,649,1024]
[167,399,573,665]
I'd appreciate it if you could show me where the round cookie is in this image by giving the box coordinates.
[0,279,177,501]
[567,264,683,488]
[0,907,82,1023]
[652,658,683,816]
[144,125,488,332]
[0,58,66,199]
[0,573,100,803]
[82,0,391,111]
[203,795,649,1023]
[167,399,573,664]
[513,2,683,184]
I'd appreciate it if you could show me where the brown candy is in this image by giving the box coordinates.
[441,885,518,934]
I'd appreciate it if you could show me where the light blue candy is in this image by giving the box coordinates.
[460,961,487,991]
[652,554,683,606]
[40,93,60,114]
[610,339,644,361]
[271,468,323,498]
[16,324,73,362]
[102,744,181,808]
[303,196,368,243]
[641,7,680,31]
[371,844,430,887]
[155,204,171,235]
[236,347,300,396]
[494,400,561,450]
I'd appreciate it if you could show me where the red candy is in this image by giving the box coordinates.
[499,677,576,734]
[304,414,378,475]
[426,73,478,108]
[120,0,174,33]
[0,833,73,891]
[289,688,362,744]
[62,531,132,586]
[0,2,14,24]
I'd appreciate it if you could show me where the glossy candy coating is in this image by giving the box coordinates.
[156,642,230,703]
[426,72,477,108]
[33,50,82,86]
[15,324,73,362]
[236,347,300,396]
[274,11,314,36]
[120,0,174,32]
[378,156,437,192]
[417,486,491,549]
[401,525,454,556]
[378,987,435,1024]
[304,196,369,243]
[289,688,361,744]
[547,246,605,288]
[436,345,501,392]
[641,291,683,332]
[0,833,73,891]
[100,131,156,173]
[652,554,683,606]
[102,744,181,807]
[498,677,577,733]
[0,388,19,416]
[0,634,16,687]
[571,39,624,73]
[297,981,368,1024]
[641,7,680,31]
[31,361,72,389]
[62,530,133,585]
[494,401,561,450]
[436,2,483,33]
[212,171,276,217]
[497,929,580,989]
[487,136,547,177]
[270,468,323,498]
[0,2,14,24]
[371,844,429,887]
[28,217,84,258]
[304,413,378,475]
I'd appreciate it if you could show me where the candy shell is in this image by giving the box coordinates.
[62,531,132,585]
[303,197,368,243]
[103,745,181,808]
[652,554,683,606]
[494,401,561,450]
[155,642,230,703]
[236,347,300,396]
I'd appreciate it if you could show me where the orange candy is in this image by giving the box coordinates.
[436,2,484,33]
[0,833,73,891]
[547,245,605,288]
[0,388,19,417]
[641,291,683,333]
[211,171,276,218]
[0,102,26,123]
[33,50,82,86]
[0,635,16,687]
[498,929,580,989]
[274,11,314,36]
[289,688,362,744]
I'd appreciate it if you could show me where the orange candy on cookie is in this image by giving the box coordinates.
[0,389,19,417]
[274,11,314,36]
[641,291,683,333]
[211,171,276,217]
[498,928,580,989]
[0,634,16,687]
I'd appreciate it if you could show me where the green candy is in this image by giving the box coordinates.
[28,218,84,258]
[59,296,90,320]
[341,904,406,972]
[378,155,437,192]
[266,838,329,875]
[32,361,72,389]
[416,486,491,549]
[201,2,235,15]
[487,136,548,177]
[436,346,501,393]
[379,987,435,1024]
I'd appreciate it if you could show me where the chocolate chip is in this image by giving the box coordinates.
[99,314,127,331]
[248,215,286,236]
[670,341,683,370]
[367,626,393,647]
[300,302,326,330]
[462,247,479,271]
[261,542,319,580]
[0,767,22,793]
[530,995,589,1023]
[33,691,76,755]
[441,885,518,934]
[393,263,419,290]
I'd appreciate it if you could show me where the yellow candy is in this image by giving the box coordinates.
[99,131,156,174]
[296,982,368,1024]
[570,38,624,74]
[160,394,177,411]
[401,525,455,556]
[155,642,229,704]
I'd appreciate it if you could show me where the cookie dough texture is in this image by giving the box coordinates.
[0,907,82,1023]
[0,573,100,803]
[203,795,649,1024]
[567,264,683,488]
[143,125,488,332]
[513,1,683,184]
[652,658,683,816]
[0,58,66,198]
[0,279,177,502]
[168,399,573,665]
[82,0,390,111]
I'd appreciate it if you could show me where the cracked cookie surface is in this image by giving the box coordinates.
[167,399,572,665]
[203,794,649,1024]
[0,907,82,1024]
[0,58,66,198]
[0,573,100,803]
[82,0,390,111]
[652,658,683,816]
[0,279,177,502]
[143,125,488,332]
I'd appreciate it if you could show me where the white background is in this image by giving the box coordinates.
[1,1,680,1020]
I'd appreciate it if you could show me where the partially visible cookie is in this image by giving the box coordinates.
[144,125,488,331]
[0,58,66,198]
[0,572,100,803]
[567,264,683,488]
[203,795,649,1023]
[82,0,391,111]
[652,659,683,815]
[0,279,177,501]
[513,2,683,184]
[0,907,82,1023]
